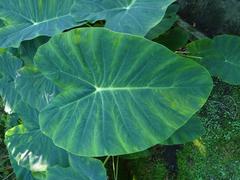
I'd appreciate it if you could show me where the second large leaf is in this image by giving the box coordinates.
[71,0,175,36]
[36,28,213,157]
[0,0,77,48]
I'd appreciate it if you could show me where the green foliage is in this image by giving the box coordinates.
[0,99,15,179]
[187,35,240,85]
[33,28,212,157]
[71,0,175,36]
[0,1,239,179]
[129,157,168,180]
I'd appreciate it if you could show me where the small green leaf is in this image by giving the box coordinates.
[35,28,213,156]
[187,35,240,85]
[71,0,175,36]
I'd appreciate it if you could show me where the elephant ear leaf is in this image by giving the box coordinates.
[187,35,240,85]
[36,28,213,157]
[71,0,176,36]
[46,155,107,180]
[0,0,79,48]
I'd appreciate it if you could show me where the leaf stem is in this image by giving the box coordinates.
[103,156,110,166]
[112,156,116,180]
[175,51,203,60]
[115,156,119,180]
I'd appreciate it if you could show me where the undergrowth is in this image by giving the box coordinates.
[177,79,240,179]
[0,99,15,180]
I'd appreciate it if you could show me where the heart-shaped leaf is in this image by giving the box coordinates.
[35,28,213,156]
[71,0,175,36]
[187,35,240,85]
[0,0,79,48]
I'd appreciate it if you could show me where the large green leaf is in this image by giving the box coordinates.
[5,124,69,172]
[0,0,79,48]
[0,52,22,113]
[46,155,107,180]
[163,116,205,145]
[71,0,175,36]
[35,28,213,156]
[187,35,240,85]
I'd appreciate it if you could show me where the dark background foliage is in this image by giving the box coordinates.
[178,0,240,36]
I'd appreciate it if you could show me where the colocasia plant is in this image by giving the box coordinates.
[0,0,239,179]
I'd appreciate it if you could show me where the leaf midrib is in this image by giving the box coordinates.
[57,85,208,110]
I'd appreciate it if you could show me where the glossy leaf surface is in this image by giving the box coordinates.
[0,0,78,48]
[187,35,240,85]
[71,0,175,36]
[35,28,213,156]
